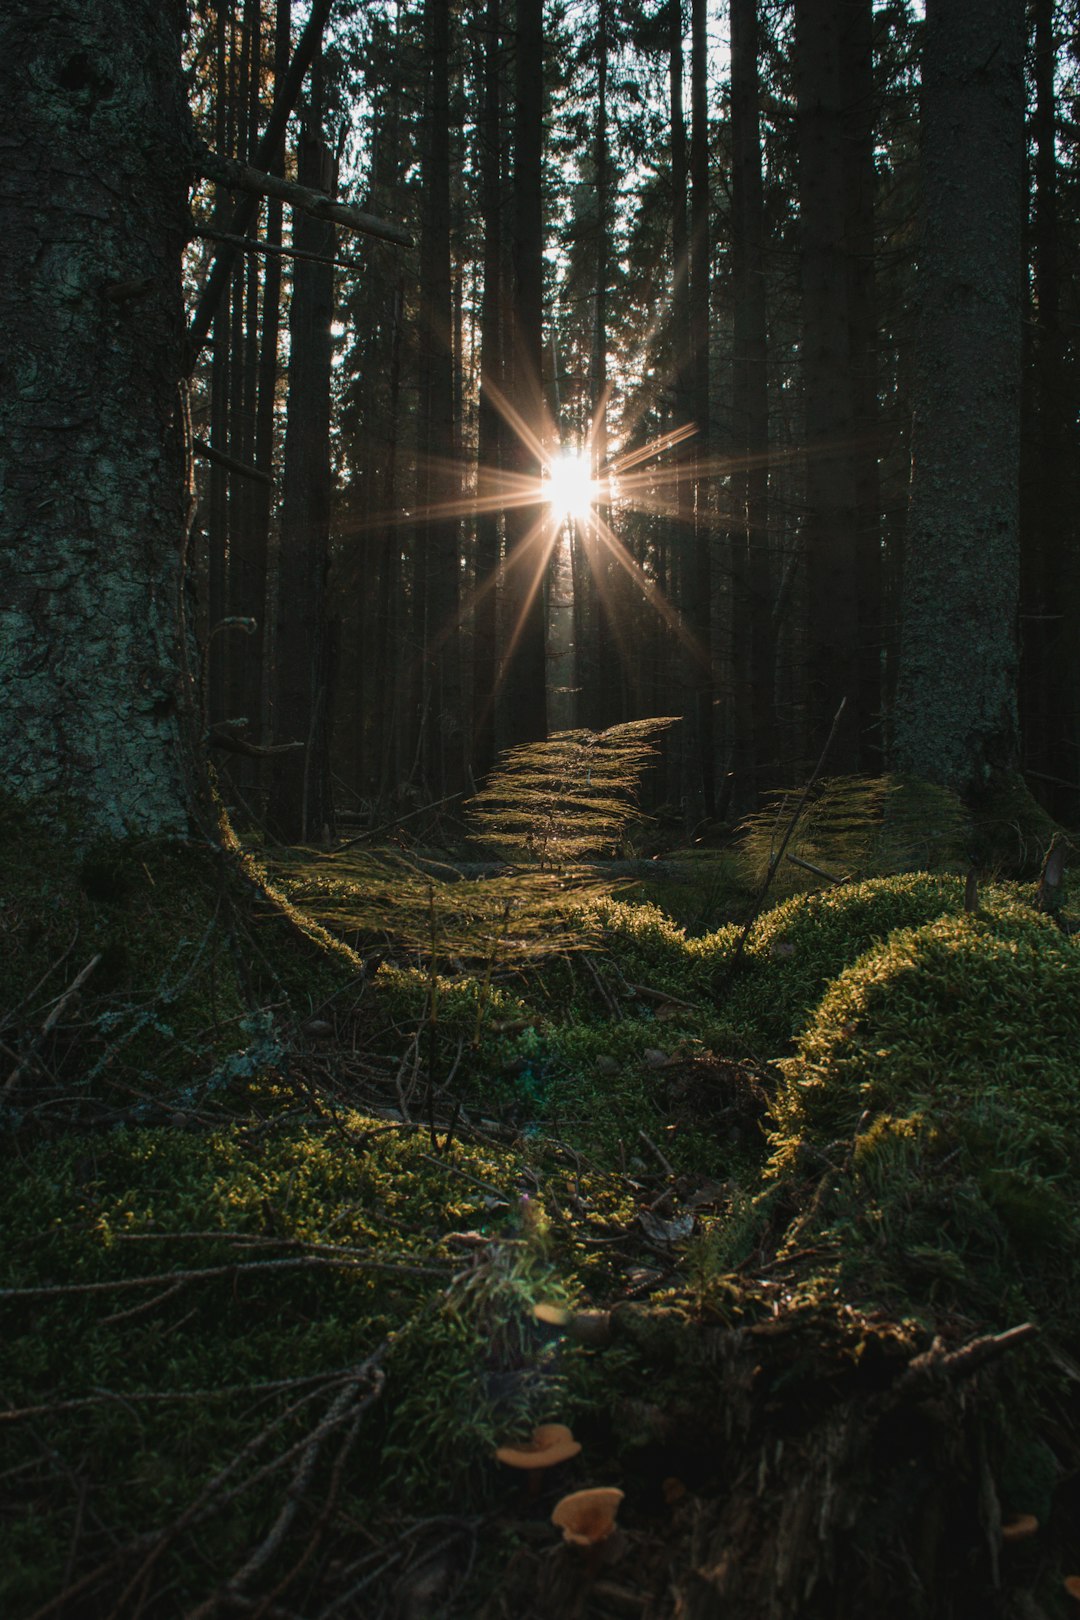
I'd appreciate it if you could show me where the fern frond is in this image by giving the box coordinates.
[468,717,679,866]
[737,774,971,896]
[268,851,606,966]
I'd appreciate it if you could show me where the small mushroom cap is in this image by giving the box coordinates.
[495,1423,582,1470]
[534,1302,572,1327]
[1001,1512,1039,1542]
[551,1486,625,1546]
[1065,1576,1080,1601]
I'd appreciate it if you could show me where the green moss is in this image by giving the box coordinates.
[719,872,1015,1052]
[0,802,361,1123]
[0,1117,637,1609]
[762,902,1080,1327]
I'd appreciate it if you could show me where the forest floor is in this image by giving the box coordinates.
[4,805,1080,1619]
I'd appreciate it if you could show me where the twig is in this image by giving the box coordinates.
[628,982,699,1011]
[784,853,848,885]
[897,1321,1039,1393]
[100,1279,187,1327]
[188,1357,387,1618]
[723,697,848,982]
[193,225,366,273]
[637,1129,676,1178]
[193,437,272,486]
[4,953,102,1092]
[0,1367,367,1425]
[0,1252,447,1302]
[332,791,462,852]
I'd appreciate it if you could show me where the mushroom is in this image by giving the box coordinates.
[551,1486,624,1548]
[1065,1576,1080,1601]
[1001,1512,1039,1542]
[495,1424,581,1494]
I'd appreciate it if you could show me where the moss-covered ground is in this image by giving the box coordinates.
[4,808,1080,1618]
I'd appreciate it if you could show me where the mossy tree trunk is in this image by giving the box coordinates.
[0,0,195,838]
[890,0,1025,794]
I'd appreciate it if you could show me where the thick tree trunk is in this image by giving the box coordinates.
[0,0,194,837]
[1020,0,1080,822]
[891,0,1024,792]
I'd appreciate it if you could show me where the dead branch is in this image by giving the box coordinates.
[207,722,304,759]
[188,1355,387,1618]
[196,151,412,248]
[723,696,848,981]
[193,437,272,486]
[897,1321,1039,1394]
[193,225,366,273]
[0,1251,448,1303]
[4,953,101,1092]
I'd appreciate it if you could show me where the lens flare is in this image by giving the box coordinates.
[546,451,597,524]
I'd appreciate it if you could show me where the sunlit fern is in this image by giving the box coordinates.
[269,850,605,968]
[737,774,971,897]
[467,717,680,867]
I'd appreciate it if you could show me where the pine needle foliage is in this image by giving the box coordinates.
[467,717,679,867]
[737,774,971,897]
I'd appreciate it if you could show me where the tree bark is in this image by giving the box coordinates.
[0,0,194,836]
[795,0,861,773]
[472,0,505,781]
[417,0,463,796]
[500,0,549,746]
[688,0,715,817]
[730,0,774,807]
[891,0,1024,792]
[268,116,337,844]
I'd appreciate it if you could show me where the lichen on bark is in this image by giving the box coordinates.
[0,0,195,837]
[891,0,1025,795]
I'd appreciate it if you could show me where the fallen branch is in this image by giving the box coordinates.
[0,1251,448,1302]
[4,954,101,1092]
[897,1321,1039,1394]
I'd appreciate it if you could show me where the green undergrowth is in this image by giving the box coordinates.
[0,796,360,1125]
[756,898,1080,1332]
[0,1117,640,1614]
[7,825,1080,1613]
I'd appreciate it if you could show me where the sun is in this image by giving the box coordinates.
[546,450,597,524]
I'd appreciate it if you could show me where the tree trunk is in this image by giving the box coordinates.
[0,0,194,837]
[500,0,548,746]
[891,0,1024,792]
[417,0,462,796]
[689,0,715,817]
[1021,0,1080,822]
[268,115,337,843]
[795,0,860,772]
[472,0,505,781]
[730,0,774,808]
[842,0,882,773]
